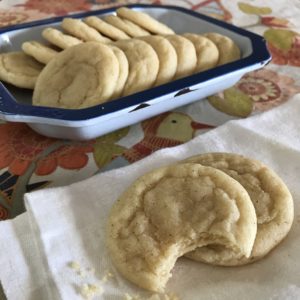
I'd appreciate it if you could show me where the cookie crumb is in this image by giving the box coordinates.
[123,293,179,300]
[80,283,103,299]
[101,270,114,283]
[69,261,81,271]
[163,293,180,300]
[68,261,87,277]
[123,293,141,300]
[107,271,114,278]
[78,269,87,278]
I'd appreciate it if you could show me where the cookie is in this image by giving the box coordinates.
[22,41,59,64]
[42,28,82,49]
[33,42,119,109]
[0,52,43,89]
[139,35,177,86]
[182,33,219,72]
[165,35,197,80]
[116,7,174,35]
[183,153,294,266]
[84,16,130,40]
[61,18,111,43]
[203,33,241,65]
[109,46,129,100]
[106,163,257,292]
[113,39,159,96]
[104,15,150,38]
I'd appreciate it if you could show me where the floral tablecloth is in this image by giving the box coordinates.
[0,0,300,220]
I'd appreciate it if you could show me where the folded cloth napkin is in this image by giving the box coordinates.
[1,96,300,300]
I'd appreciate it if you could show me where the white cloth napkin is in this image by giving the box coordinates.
[1,97,300,300]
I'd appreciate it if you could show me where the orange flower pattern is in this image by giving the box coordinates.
[266,34,300,67]
[17,0,92,15]
[0,10,28,27]
[236,69,300,112]
[261,16,290,28]
[208,69,300,115]
[0,123,94,176]
[0,8,55,27]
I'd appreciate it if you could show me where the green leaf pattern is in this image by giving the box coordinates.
[264,28,297,52]
[208,88,253,117]
[238,2,272,15]
[93,127,129,169]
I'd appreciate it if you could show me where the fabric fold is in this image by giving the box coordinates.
[0,97,300,299]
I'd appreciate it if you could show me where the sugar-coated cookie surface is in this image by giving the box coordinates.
[183,152,294,266]
[104,15,150,38]
[182,33,219,72]
[165,35,197,80]
[113,39,159,97]
[33,42,119,108]
[0,52,43,89]
[116,7,175,35]
[139,35,177,86]
[22,41,58,64]
[109,46,129,100]
[84,16,130,40]
[61,18,111,43]
[204,32,241,65]
[106,163,257,292]
[42,28,82,49]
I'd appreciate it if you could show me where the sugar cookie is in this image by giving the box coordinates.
[165,35,197,79]
[107,163,257,292]
[33,42,119,109]
[203,32,241,65]
[139,35,177,86]
[22,41,58,64]
[113,39,159,96]
[61,18,111,43]
[104,15,150,38]
[182,33,219,72]
[116,7,174,35]
[109,46,129,100]
[0,52,43,89]
[84,16,130,40]
[42,28,82,49]
[183,153,294,266]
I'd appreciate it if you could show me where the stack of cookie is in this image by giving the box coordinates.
[106,152,294,292]
[0,7,241,109]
